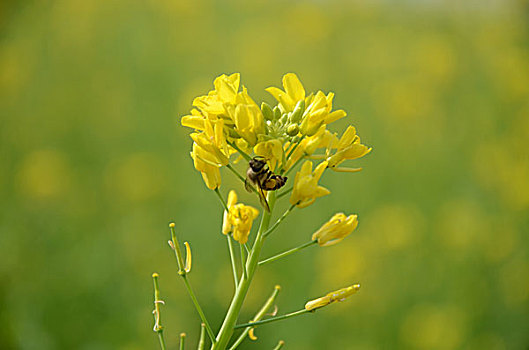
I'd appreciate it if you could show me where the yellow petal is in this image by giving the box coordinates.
[283,73,305,102]
[181,115,205,130]
[249,328,257,341]
[201,167,221,190]
[337,126,357,149]
[227,190,238,208]
[331,167,363,173]
[184,242,192,273]
[325,110,346,124]
[265,87,285,103]
[313,161,328,181]
[305,296,331,311]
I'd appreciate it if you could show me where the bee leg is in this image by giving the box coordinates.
[258,187,270,212]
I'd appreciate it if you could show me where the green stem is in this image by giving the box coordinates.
[180,333,186,350]
[226,164,257,193]
[198,323,206,350]
[234,309,311,329]
[239,243,247,279]
[228,141,252,162]
[212,192,277,350]
[170,225,186,274]
[152,273,167,350]
[214,188,229,212]
[262,204,296,239]
[276,187,292,199]
[284,136,305,164]
[228,285,281,350]
[226,164,245,184]
[157,333,167,350]
[283,156,305,177]
[272,341,285,350]
[226,235,239,289]
[258,240,318,266]
[181,275,216,344]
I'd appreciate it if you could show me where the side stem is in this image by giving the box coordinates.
[258,240,318,266]
[234,309,311,329]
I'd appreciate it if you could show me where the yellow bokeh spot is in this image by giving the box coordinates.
[16,149,72,199]
[364,204,424,251]
[435,199,487,249]
[401,304,466,350]
[105,153,167,201]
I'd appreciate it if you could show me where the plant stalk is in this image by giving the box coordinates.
[212,192,276,349]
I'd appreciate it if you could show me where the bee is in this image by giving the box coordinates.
[245,156,288,212]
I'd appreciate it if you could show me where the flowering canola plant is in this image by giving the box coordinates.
[151,73,371,350]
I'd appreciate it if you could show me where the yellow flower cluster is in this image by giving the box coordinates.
[181,72,371,209]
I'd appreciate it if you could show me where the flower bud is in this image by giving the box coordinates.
[304,284,360,311]
[261,102,274,121]
[287,124,300,136]
[273,106,282,121]
[290,100,305,123]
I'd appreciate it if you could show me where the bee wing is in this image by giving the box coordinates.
[258,187,270,212]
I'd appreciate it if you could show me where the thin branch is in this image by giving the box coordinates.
[234,309,311,329]
[258,240,318,266]
[263,204,296,239]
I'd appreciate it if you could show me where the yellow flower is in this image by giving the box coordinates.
[188,118,230,190]
[300,91,347,136]
[312,213,358,246]
[254,139,284,171]
[326,126,371,172]
[225,88,265,146]
[304,284,361,311]
[290,161,330,208]
[222,190,259,244]
[222,190,238,234]
[192,73,240,115]
[190,142,221,190]
[181,108,207,131]
[265,73,306,112]
[190,118,230,167]
[284,126,337,172]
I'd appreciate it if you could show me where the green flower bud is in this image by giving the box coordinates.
[261,102,274,121]
[273,106,281,121]
[287,124,300,136]
[290,100,305,123]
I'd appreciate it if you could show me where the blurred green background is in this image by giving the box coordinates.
[1,0,529,349]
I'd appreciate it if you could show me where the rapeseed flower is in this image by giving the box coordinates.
[312,213,358,246]
[326,126,371,172]
[222,190,259,244]
[265,73,306,112]
[290,161,330,208]
[300,91,346,136]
